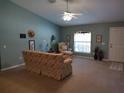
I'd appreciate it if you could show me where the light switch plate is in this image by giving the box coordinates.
[3,45,6,48]
[19,56,23,60]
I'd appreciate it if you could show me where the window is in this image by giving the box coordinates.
[74,32,91,53]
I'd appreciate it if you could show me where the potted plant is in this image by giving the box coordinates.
[94,46,99,60]
[98,49,104,61]
[49,35,59,53]
[94,46,104,61]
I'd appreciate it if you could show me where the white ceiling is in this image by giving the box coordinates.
[10,0,124,26]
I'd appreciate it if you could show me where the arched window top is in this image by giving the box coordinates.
[75,31,90,34]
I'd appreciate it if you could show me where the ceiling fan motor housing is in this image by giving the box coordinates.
[48,0,56,3]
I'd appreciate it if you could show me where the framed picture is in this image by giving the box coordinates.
[96,34,102,43]
[20,33,26,39]
[29,40,35,50]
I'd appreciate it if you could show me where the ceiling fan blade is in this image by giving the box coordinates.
[71,13,82,16]
[72,15,78,19]
[60,14,64,15]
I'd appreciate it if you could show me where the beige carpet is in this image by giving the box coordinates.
[0,57,124,93]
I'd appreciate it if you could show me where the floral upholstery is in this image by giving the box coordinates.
[22,50,72,80]
[58,42,73,59]
[61,51,73,60]
[58,42,68,52]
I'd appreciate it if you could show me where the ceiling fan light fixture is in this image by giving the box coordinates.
[62,0,82,21]
[63,12,72,21]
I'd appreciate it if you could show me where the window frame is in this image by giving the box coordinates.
[73,31,91,54]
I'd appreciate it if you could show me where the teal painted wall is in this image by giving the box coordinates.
[0,0,60,69]
[60,22,124,58]
[0,0,124,69]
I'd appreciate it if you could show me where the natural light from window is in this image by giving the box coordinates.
[74,32,91,53]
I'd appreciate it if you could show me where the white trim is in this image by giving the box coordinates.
[74,55,109,62]
[103,59,110,62]
[74,55,93,59]
[110,27,124,30]
[1,63,25,71]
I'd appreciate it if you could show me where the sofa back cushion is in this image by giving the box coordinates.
[23,50,64,65]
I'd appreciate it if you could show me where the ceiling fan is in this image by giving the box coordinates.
[62,0,82,21]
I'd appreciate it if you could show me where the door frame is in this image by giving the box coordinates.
[109,27,124,62]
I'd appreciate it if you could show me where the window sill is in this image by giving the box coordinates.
[74,52,91,54]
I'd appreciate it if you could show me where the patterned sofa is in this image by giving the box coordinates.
[22,50,72,80]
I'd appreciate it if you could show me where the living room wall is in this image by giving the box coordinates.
[0,0,60,69]
[60,22,124,58]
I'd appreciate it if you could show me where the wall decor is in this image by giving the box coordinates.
[28,30,35,38]
[20,33,26,38]
[29,40,35,50]
[51,35,56,42]
[96,34,102,43]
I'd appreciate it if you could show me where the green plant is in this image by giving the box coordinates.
[49,35,59,53]
[94,46,104,61]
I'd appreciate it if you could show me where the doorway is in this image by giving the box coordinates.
[109,27,124,62]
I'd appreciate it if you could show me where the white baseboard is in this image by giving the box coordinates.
[74,55,94,59]
[103,59,110,62]
[1,63,25,71]
[74,55,109,62]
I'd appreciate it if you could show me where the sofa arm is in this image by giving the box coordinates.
[64,58,72,64]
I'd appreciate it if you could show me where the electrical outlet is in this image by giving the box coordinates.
[3,45,6,48]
